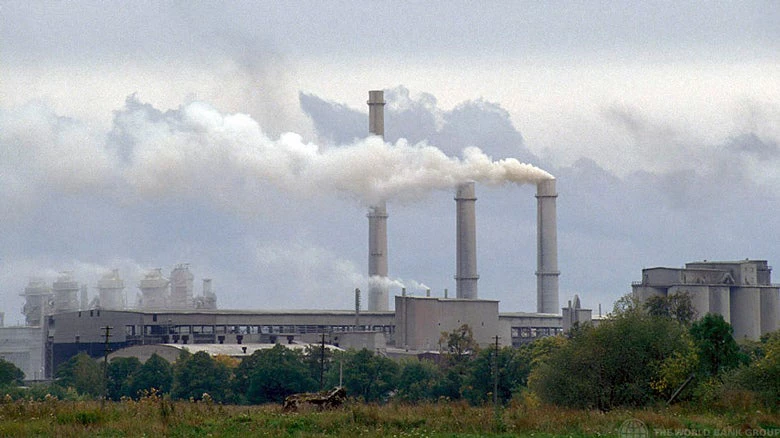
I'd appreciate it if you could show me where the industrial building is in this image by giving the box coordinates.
[0,89,576,378]
[632,259,780,339]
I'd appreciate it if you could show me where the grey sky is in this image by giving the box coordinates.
[1,1,778,324]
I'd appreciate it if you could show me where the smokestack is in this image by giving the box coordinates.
[455,181,479,299]
[536,179,559,313]
[354,288,361,329]
[367,90,389,311]
[368,90,385,136]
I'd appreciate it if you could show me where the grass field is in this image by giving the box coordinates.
[0,394,777,437]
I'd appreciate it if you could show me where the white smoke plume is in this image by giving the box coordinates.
[368,276,431,295]
[2,98,553,215]
[368,275,405,291]
[117,99,553,207]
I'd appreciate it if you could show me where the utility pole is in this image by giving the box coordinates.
[320,332,326,391]
[493,335,499,407]
[102,326,112,405]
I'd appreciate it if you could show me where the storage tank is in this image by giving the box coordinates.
[21,278,52,326]
[139,268,169,310]
[169,264,194,309]
[52,272,80,314]
[730,287,761,340]
[97,269,125,310]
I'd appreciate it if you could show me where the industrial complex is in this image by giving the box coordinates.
[1,91,777,381]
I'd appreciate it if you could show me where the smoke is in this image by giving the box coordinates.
[115,97,553,207]
[368,275,405,291]
[368,276,430,295]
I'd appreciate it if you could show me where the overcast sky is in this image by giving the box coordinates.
[1,1,778,324]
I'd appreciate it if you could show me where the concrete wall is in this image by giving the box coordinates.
[395,296,498,351]
[730,287,761,340]
[632,285,667,303]
[760,287,779,336]
[499,312,563,346]
[642,268,683,285]
[669,285,710,319]
[0,327,45,380]
[331,331,386,352]
[709,286,731,323]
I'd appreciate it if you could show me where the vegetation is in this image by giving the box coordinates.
[1,295,777,436]
[0,395,776,437]
[0,358,24,387]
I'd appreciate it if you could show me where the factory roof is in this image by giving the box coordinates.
[108,342,343,364]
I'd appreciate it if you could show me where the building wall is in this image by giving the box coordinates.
[760,288,779,335]
[499,312,563,346]
[669,285,710,318]
[394,296,499,351]
[634,260,779,341]
[709,286,731,323]
[642,268,683,285]
[46,309,397,375]
[729,287,761,340]
[0,327,45,381]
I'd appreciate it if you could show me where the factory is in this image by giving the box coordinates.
[1,90,574,378]
[6,90,775,380]
[633,259,779,339]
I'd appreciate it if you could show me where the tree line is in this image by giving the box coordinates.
[2,293,778,410]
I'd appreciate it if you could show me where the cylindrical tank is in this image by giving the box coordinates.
[455,181,479,299]
[536,179,560,314]
[709,286,730,323]
[98,269,125,310]
[52,272,80,314]
[760,287,779,336]
[139,268,169,310]
[21,278,52,326]
[170,264,194,310]
[730,287,761,340]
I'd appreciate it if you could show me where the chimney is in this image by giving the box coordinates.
[367,90,389,311]
[354,288,361,329]
[455,181,479,299]
[536,179,560,313]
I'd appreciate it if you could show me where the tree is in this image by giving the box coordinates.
[439,324,478,364]
[728,330,780,407]
[55,352,103,397]
[130,353,173,397]
[434,324,479,400]
[463,346,532,405]
[303,343,332,390]
[340,349,398,402]
[233,345,316,404]
[396,359,442,403]
[107,356,141,400]
[529,310,693,410]
[0,359,25,386]
[644,292,696,325]
[172,351,230,402]
[690,313,742,378]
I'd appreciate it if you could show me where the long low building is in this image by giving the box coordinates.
[43,307,564,376]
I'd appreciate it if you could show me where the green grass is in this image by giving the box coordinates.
[0,396,776,437]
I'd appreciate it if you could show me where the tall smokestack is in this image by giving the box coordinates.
[367,90,389,311]
[536,179,559,313]
[455,181,479,299]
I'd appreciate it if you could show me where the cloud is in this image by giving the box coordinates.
[107,95,552,208]
[0,101,115,221]
[248,240,363,309]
